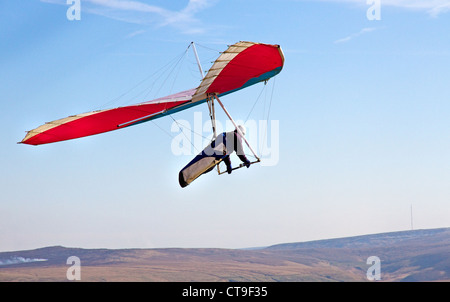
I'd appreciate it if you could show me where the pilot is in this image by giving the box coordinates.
[221,125,251,174]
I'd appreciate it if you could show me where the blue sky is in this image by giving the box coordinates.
[1,0,449,252]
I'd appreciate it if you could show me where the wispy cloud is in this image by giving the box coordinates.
[42,0,217,34]
[382,0,450,17]
[126,29,146,38]
[334,27,378,44]
[296,0,450,17]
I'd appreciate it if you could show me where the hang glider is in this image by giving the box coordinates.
[20,41,284,146]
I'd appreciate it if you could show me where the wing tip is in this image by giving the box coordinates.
[17,139,36,146]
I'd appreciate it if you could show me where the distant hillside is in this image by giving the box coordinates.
[265,228,450,282]
[0,228,449,282]
[266,228,450,249]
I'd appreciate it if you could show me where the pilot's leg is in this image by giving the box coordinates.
[223,155,232,174]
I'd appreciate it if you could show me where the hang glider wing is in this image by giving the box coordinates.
[20,41,284,146]
[20,89,196,145]
[192,41,284,102]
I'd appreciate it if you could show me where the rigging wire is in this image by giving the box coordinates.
[240,79,277,160]
[194,42,222,53]
[168,115,201,154]
[92,46,191,111]
[149,119,174,139]
[154,47,190,100]
[163,43,225,151]
[260,77,276,158]
[91,43,197,142]
[245,82,267,123]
